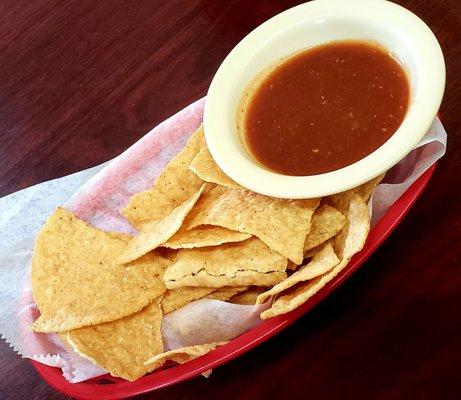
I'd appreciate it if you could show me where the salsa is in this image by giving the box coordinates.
[243,41,410,176]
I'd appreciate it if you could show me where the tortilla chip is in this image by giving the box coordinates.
[121,188,179,229]
[260,258,349,319]
[189,147,240,189]
[120,126,206,228]
[143,342,227,368]
[66,298,163,381]
[106,231,133,242]
[304,239,334,259]
[162,225,251,249]
[229,287,266,305]
[205,286,247,301]
[261,193,370,319]
[256,244,340,305]
[324,192,355,214]
[161,287,215,315]
[188,186,319,264]
[161,184,248,250]
[154,124,206,201]
[333,193,370,260]
[119,185,205,264]
[201,369,213,378]
[30,208,168,333]
[303,205,346,253]
[354,172,386,201]
[163,238,287,288]
[326,173,385,213]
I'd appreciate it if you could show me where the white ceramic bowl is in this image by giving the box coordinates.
[204,0,445,199]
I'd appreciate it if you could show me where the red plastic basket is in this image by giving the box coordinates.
[30,164,437,400]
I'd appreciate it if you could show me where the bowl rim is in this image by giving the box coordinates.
[204,0,445,199]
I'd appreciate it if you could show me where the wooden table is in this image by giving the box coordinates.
[0,1,459,399]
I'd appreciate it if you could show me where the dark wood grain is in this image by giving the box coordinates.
[0,1,460,399]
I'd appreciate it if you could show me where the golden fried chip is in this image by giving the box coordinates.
[161,287,215,315]
[106,231,133,242]
[324,192,354,214]
[66,298,163,381]
[120,125,206,229]
[201,369,213,378]
[161,183,247,250]
[119,185,205,264]
[162,225,251,249]
[189,147,240,189]
[143,342,227,368]
[154,124,206,201]
[256,244,340,305]
[188,186,319,264]
[326,173,385,213]
[333,193,370,260]
[163,238,287,288]
[303,205,346,253]
[353,172,386,201]
[229,287,266,305]
[205,286,247,301]
[261,193,370,319]
[121,188,179,229]
[260,259,350,319]
[303,239,334,259]
[30,208,168,333]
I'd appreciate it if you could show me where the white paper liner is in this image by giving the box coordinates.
[0,96,447,382]
[162,300,270,351]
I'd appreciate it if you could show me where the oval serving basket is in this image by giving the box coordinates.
[30,163,437,400]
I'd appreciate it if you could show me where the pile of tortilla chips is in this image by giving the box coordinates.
[30,125,383,381]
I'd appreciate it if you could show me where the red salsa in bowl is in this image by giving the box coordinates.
[242,41,410,176]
